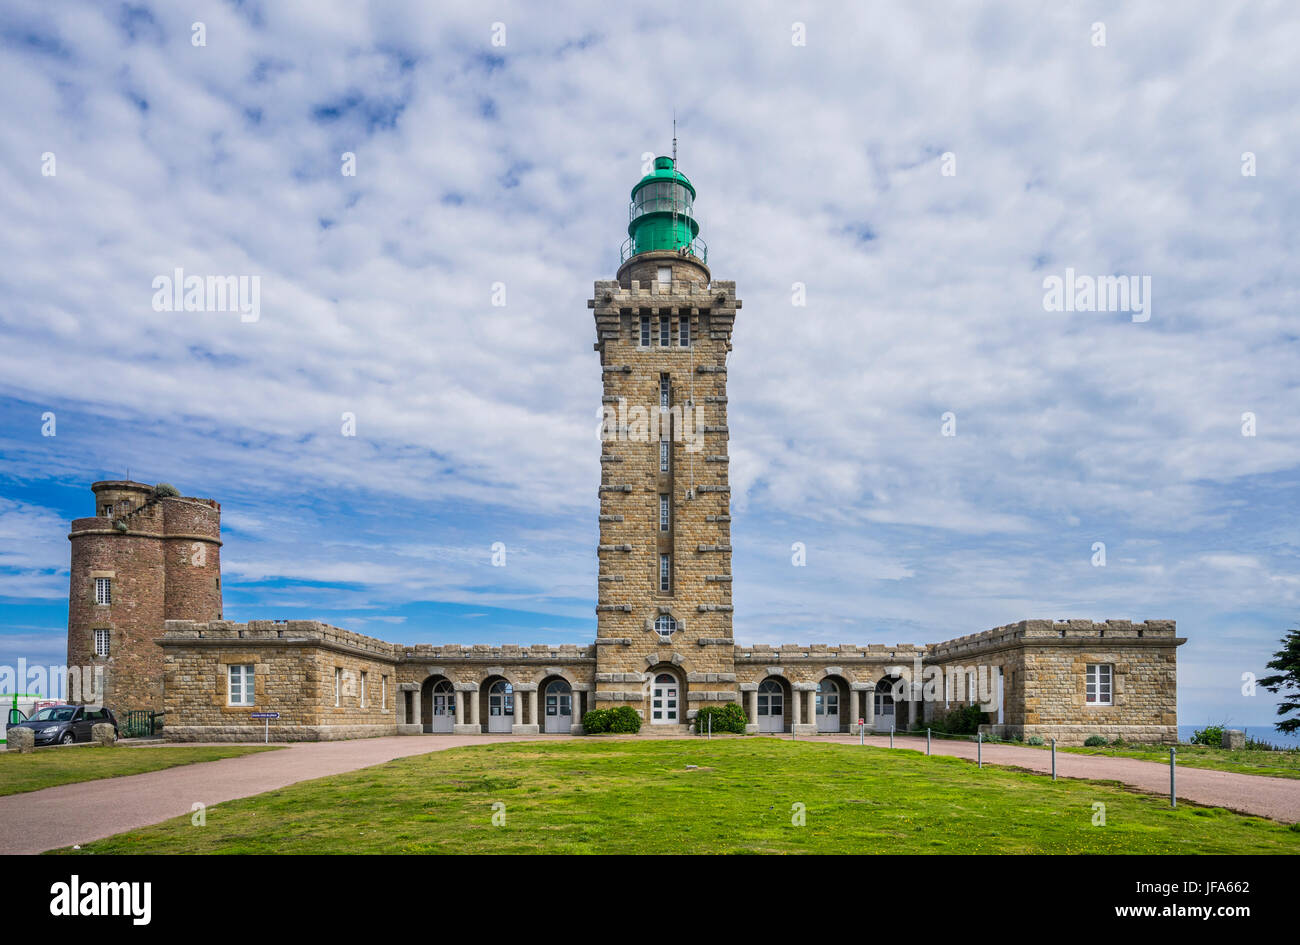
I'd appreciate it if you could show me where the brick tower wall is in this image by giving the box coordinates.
[67,482,222,715]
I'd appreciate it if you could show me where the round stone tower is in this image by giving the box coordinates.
[67,481,222,713]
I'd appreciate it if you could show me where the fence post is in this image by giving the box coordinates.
[977,732,983,769]
[1051,738,1057,781]
[889,725,894,749]
[859,722,864,746]
[927,728,931,756]
[1170,746,1176,808]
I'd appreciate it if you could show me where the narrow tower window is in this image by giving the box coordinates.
[659,553,671,592]
[660,494,670,531]
[335,667,342,707]
[659,374,670,410]
[93,629,110,658]
[659,439,670,472]
[679,315,690,347]
[639,315,650,347]
[659,314,670,346]
[94,577,111,605]
[360,671,368,708]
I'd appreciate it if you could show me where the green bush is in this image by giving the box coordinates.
[1191,725,1225,747]
[152,482,181,498]
[1027,735,1044,746]
[582,708,611,733]
[695,703,748,734]
[582,705,641,735]
[608,705,641,734]
[928,704,987,735]
[1084,735,1108,747]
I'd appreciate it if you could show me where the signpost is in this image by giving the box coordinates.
[250,711,279,744]
[858,718,865,745]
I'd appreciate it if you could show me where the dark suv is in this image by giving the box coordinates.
[5,705,118,746]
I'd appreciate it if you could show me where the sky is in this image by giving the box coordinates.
[0,0,1297,730]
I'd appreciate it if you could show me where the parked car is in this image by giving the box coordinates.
[5,705,118,746]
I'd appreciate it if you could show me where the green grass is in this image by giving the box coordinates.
[1052,743,1300,779]
[55,739,1299,854]
[0,744,279,796]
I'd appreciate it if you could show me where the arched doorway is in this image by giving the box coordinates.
[650,671,681,724]
[542,677,573,734]
[421,676,455,734]
[757,677,787,733]
[485,678,514,733]
[874,674,901,732]
[816,677,845,733]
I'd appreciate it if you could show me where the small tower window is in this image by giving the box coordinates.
[654,615,677,639]
[99,505,112,517]
[659,439,670,472]
[659,374,670,409]
[660,494,670,531]
[93,629,110,658]
[639,315,650,347]
[659,315,670,346]
[360,671,368,708]
[659,554,671,592]
[94,577,111,605]
[679,316,690,347]
[657,266,672,284]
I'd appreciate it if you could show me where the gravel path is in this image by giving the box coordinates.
[812,733,1300,822]
[0,734,551,855]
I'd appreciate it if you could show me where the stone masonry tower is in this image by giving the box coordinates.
[67,481,223,713]
[589,155,741,728]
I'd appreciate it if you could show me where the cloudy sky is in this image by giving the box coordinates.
[1,1,1297,729]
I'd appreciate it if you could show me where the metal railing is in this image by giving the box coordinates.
[121,710,165,738]
[620,235,708,265]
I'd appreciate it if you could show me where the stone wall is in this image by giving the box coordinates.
[159,620,400,741]
[926,619,1183,744]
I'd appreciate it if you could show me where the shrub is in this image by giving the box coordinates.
[695,703,747,734]
[581,708,611,734]
[583,706,642,735]
[1084,735,1108,747]
[1027,736,1044,746]
[928,704,986,735]
[152,482,181,498]
[608,705,641,734]
[1190,724,1226,747]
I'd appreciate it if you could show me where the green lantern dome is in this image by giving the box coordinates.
[621,156,707,264]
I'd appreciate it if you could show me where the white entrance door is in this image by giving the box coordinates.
[757,678,784,733]
[487,680,514,733]
[816,679,840,733]
[544,680,572,734]
[429,679,455,733]
[874,689,895,732]
[651,673,678,724]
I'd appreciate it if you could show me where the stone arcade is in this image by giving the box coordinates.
[66,156,1184,745]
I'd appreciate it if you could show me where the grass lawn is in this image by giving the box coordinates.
[57,738,1300,854]
[1050,743,1300,780]
[0,744,280,797]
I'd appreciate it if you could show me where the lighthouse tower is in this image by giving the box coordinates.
[589,155,742,729]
